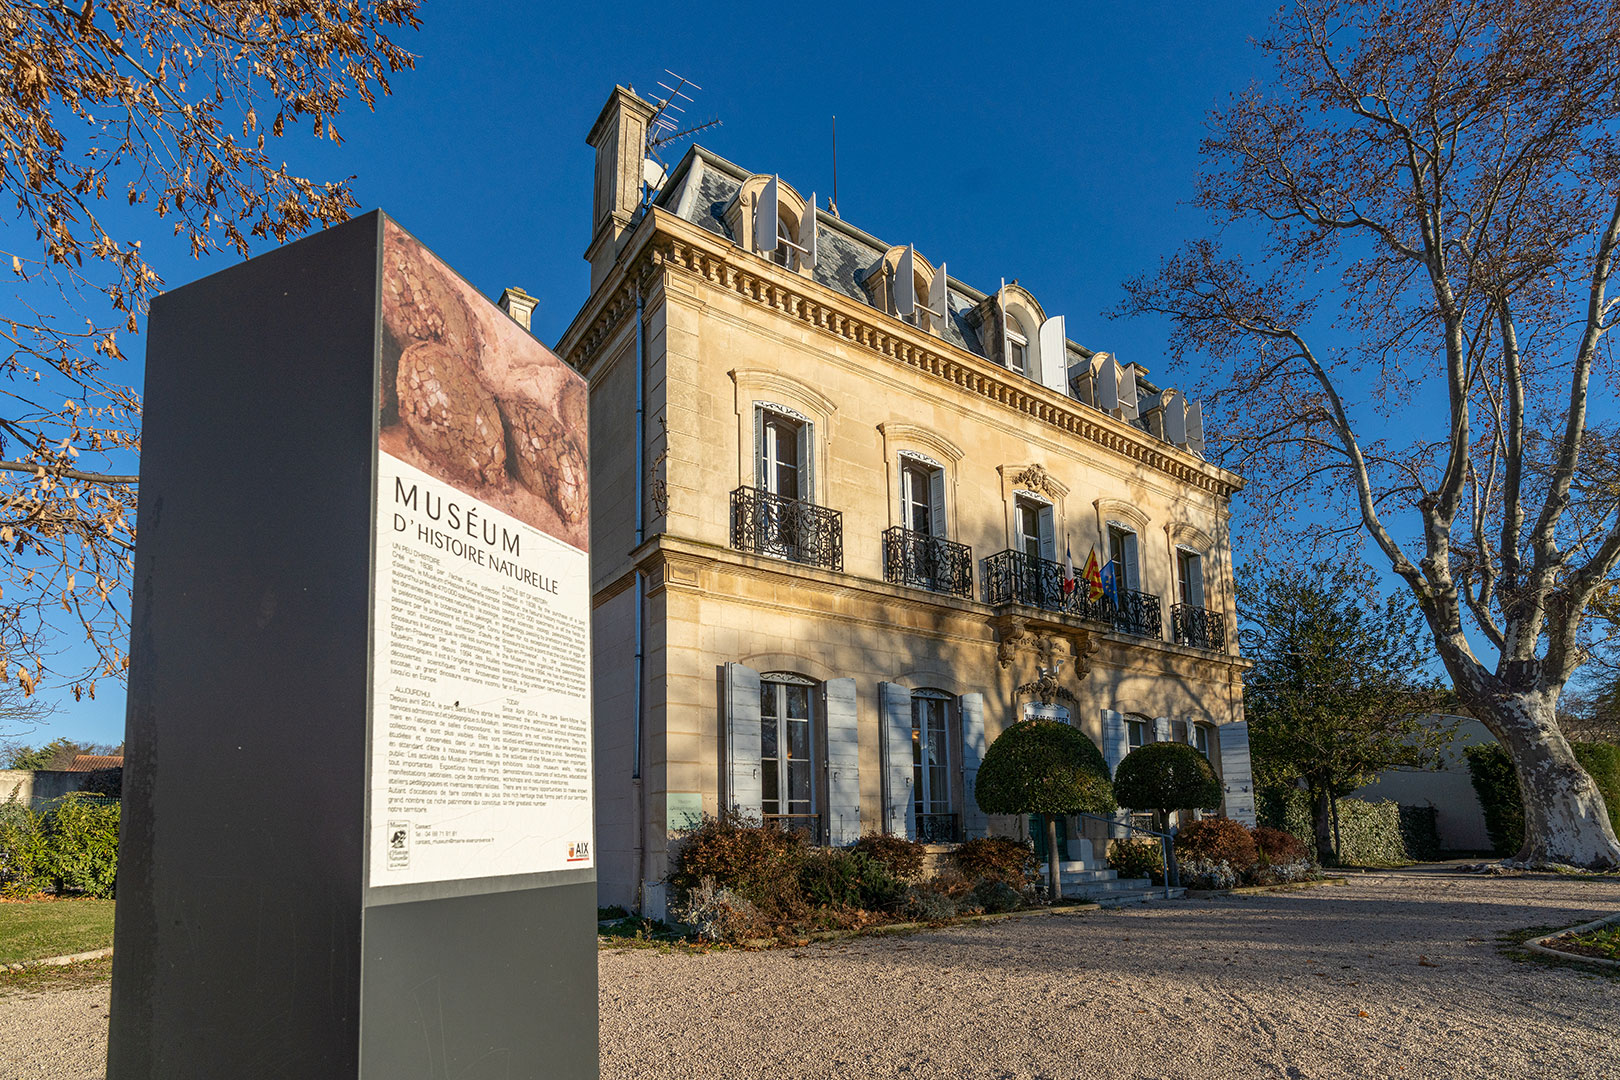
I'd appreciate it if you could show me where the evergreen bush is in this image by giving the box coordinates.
[1112,742,1222,827]
[1397,804,1441,861]
[1106,837,1165,884]
[45,795,120,898]
[797,848,905,911]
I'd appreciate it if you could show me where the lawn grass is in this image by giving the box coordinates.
[0,899,116,965]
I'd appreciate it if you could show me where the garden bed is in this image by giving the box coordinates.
[1528,914,1620,968]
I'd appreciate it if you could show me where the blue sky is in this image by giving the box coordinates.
[20,1,1317,746]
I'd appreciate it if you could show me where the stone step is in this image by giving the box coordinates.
[1038,867,1120,884]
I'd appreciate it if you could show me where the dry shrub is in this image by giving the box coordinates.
[851,834,926,880]
[1175,818,1259,869]
[1252,825,1310,866]
[667,814,807,918]
[952,836,1036,885]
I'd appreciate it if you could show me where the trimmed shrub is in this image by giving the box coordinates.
[1106,837,1165,884]
[1175,818,1258,869]
[797,848,905,911]
[1112,742,1222,824]
[1465,741,1620,858]
[851,834,926,881]
[952,836,1036,885]
[1252,826,1309,866]
[1398,804,1441,861]
[1330,798,1408,866]
[667,814,807,914]
[974,719,1116,818]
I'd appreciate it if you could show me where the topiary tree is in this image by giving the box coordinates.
[1112,742,1223,831]
[974,719,1115,899]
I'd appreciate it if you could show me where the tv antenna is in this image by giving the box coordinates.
[645,70,722,166]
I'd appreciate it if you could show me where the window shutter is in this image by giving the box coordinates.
[1038,504,1056,563]
[1154,717,1172,744]
[753,406,766,491]
[928,469,947,539]
[879,682,915,839]
[1217,721,1256,825]
[959,693,988,838]
[1123,531,1140,591]
[1101,709,1129,777]
[1189,555,1205,607]
[822,678,860,846]
[725,662,763,819]
[798,421,814,503]
[1117,363,1140,422]
[1037,315,1068,395]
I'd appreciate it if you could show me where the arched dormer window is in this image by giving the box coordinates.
[1004,312,1029,376]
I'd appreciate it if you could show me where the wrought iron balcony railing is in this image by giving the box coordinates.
[1172,604,1226,649]
[915,812,962,844]
[730,487,844,572]
[983,550,1163,639]
[982,549,1114,622]
[1112,587,1163,639]
[763,813,823,842]
[883,527,973,599]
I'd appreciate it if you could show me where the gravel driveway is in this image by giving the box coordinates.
[5,868,1617,1079]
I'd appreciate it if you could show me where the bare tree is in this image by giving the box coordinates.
[0,1,419,701]
[1120,0,1620,867]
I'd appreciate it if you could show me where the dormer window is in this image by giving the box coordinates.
[772,217,794,268]
[1006,325,1028,375]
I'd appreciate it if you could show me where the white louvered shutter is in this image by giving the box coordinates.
[1218,721,1256,825]
[1038,315,1068,395]
[879,682,916,839]
[725,663,763,819]
[959,693,988,838]
[1101,709,1129,777]
[928,469,947,539]
[1154,717,1172,744]
[1038,505,1056,563]
[1122,531,1140,591]
[822,678,860,846]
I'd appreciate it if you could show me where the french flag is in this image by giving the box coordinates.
[1062,540,1076,595]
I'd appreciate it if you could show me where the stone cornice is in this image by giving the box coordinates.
[558,210,1245,500]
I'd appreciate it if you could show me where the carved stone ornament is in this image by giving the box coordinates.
[1011,464,1058,497]
[993,614,1029,669]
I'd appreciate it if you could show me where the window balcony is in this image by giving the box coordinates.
[1112,588,1163,640]
[982,549,1113,622]
[883,527,974,599]
[915,812,962,844]
[1172,603,1226,649]
[984,550,1164,639]
[730,486,844,572]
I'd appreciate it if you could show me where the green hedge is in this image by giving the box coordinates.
[0,794,120,899]
[1258,788,1411,866]
[1464,741,1620,858]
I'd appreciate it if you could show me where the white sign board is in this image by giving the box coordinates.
[367,221,594,888]
[1023,702,1072,724]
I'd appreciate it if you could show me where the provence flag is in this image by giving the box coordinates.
[1083,548,1104,602]
[1100,559,1120,607]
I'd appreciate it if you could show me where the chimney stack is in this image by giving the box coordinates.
[585,86,658,293]
[498,287,538,332]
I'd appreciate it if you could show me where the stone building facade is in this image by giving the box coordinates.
[555,87,1254,914]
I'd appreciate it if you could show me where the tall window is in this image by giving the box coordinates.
[900,458,946,538]
[760,674,816,831]
[1177,549,1205,607]
[1191,723,1211,758]
[1108,524,1140,592]
[912,690,953,833]
[760,411,803,499]
[1016,496,1053,562]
